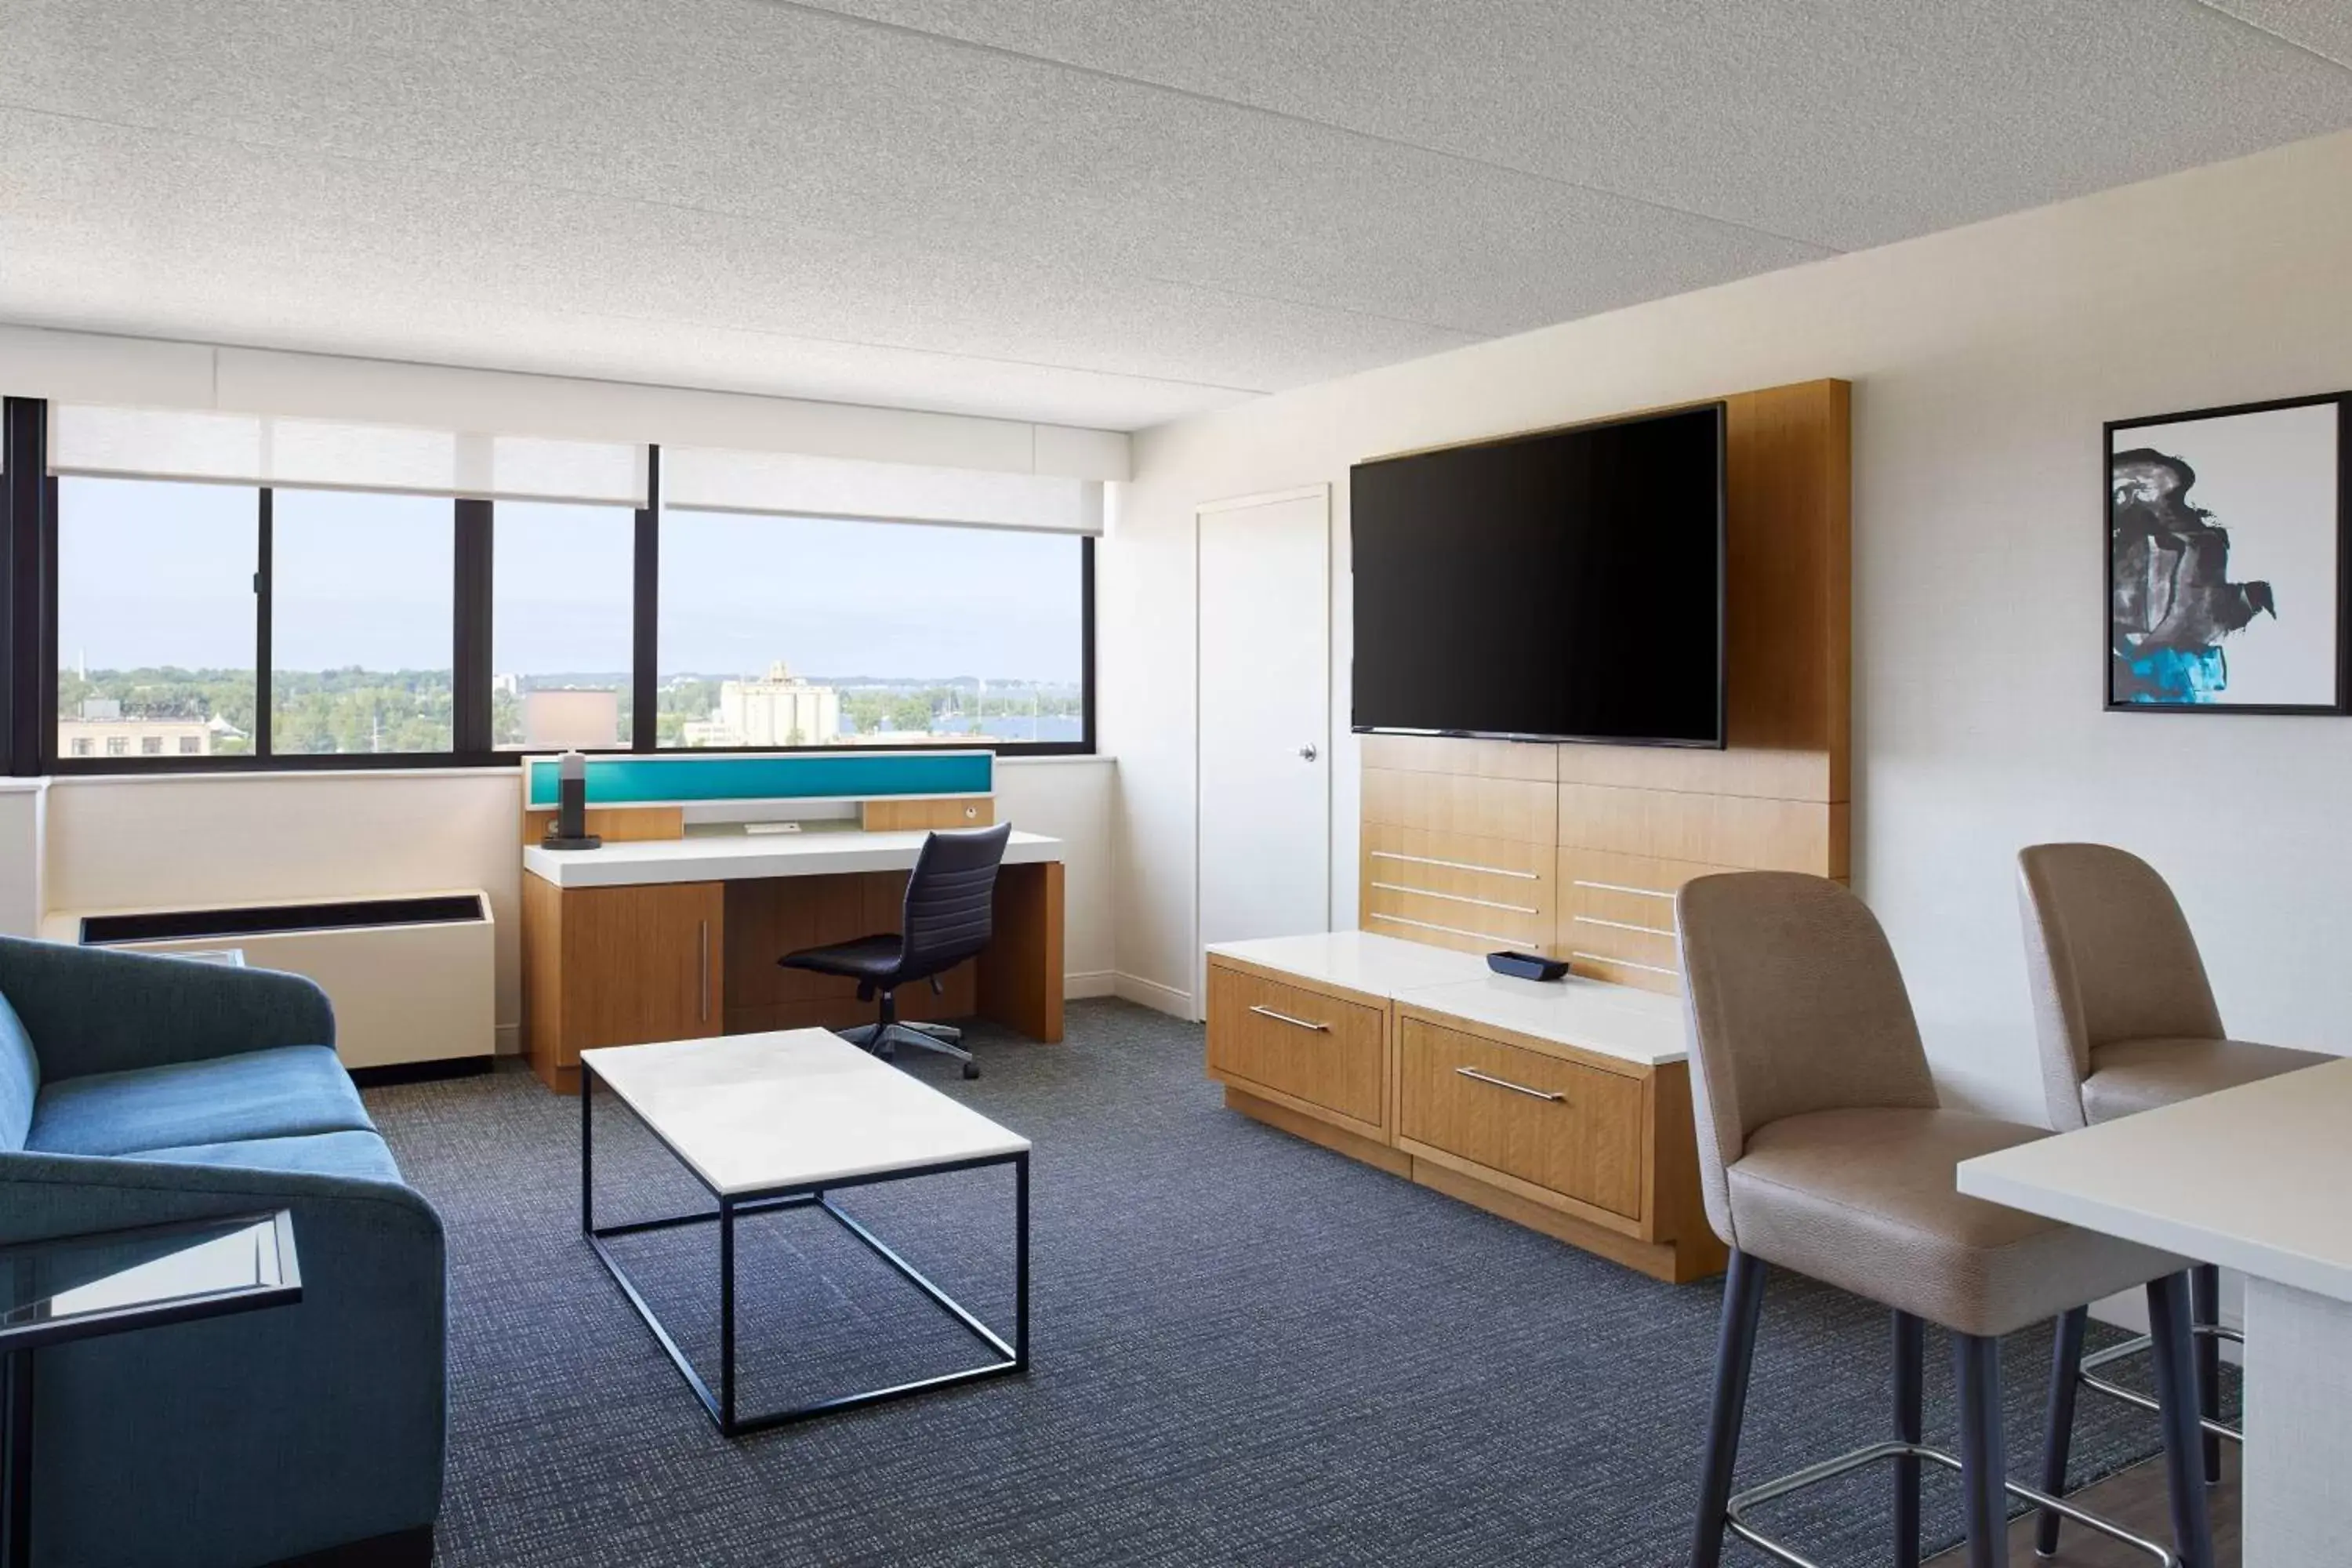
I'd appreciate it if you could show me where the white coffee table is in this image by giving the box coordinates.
[579,1029,1032,1436]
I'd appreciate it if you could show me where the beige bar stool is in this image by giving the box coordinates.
[1679,871,2213,1568]
[2019,841,2328,1552]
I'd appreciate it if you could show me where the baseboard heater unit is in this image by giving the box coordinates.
[49,891,496,1073]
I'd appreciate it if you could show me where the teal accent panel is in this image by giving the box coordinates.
[524,751,994,808]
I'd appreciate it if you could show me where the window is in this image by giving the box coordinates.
[270,489,455,755]
[54,476,258,762]
[19,400,1095,771]
[657,514,1087,750]
[491,502,634,749]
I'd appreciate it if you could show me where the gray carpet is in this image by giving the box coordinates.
[362,1000,2223,1566]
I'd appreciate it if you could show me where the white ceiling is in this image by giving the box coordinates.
[2,0,2350,431]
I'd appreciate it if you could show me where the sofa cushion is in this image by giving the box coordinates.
[0,989,34,1152]
[133,1128,405,1185]
[26,1045,373,1158]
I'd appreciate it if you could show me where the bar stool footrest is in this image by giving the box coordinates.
[2079,1332,2243,1447]
[1722,1439,2181,1568]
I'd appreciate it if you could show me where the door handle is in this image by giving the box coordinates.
[1298,744,1319,762]
[1454,1066,1564,1102]
[1248,1004,1330,1033]
[698,919,710,1024]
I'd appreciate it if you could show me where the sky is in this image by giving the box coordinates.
[56,477,1084,685]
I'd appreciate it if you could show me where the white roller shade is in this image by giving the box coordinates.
[662,447,1103,535]
[47,404,648,506]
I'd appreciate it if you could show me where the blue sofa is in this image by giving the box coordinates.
[0,936,445,1568]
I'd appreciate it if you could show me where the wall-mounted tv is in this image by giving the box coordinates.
[1350,403,1726,748]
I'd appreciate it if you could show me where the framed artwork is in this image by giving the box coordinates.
[2107,392,2350,713]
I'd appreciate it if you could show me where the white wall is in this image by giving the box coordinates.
[0,782,48,937]
[43,770,528,1046]
[995,756,1116,996]
[1106,128,2352,1111]
[38,757,1118,1051]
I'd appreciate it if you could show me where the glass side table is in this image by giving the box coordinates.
[1,1211,299,1568]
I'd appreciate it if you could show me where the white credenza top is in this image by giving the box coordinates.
[1206,929,1689,1068]
[1207,930,1491,994]
[1958,1054,2352,1305]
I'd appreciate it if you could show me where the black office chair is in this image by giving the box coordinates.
[778,822,1011,1080]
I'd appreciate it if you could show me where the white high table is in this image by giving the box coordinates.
[1957,1056,2352,1567]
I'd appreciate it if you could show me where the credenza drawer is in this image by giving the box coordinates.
[1207,964,1386,1129]
[1397,1014,1646,1219]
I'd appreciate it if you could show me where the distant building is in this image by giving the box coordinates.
[60,711,211,760]
[686,662,840,747]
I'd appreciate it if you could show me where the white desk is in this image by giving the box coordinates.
[1958,1056,2352,1567]
[524,828,1062,889]
[523,827,1067,1091]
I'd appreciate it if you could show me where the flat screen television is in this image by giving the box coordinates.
[1350,403,1726,748]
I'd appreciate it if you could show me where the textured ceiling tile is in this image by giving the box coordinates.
[0,107,1388,424]
[797,0,2352,249]
[2,0,2349,429]
[2196,0,2352,67]
[0,0,1829,336]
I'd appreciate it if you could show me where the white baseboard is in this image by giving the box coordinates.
[1063,970,1116,1000]
[1113,971,1196,1020]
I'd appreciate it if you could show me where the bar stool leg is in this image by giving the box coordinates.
[2147,1272,2216,1568]
[1693,1250,1766,1568]
[1893,1311,1924,1568]
[2035,1306,2088,1557]
[2191,1262,2222,1486]
[1953,1332,2009,1568]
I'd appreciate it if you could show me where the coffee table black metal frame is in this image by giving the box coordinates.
[581,1062,1029,1437]
[2,1210,301,1568]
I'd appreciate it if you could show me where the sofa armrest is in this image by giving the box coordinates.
[0,1145,439,1249]
[0,935,337,1083]
[1,1149,448,1566]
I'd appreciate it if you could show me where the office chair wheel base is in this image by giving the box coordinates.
[961,1062,981,1080]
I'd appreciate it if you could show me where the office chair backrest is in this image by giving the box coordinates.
[899,823,1014,980]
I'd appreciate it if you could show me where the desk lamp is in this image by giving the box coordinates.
[541,750,602,851]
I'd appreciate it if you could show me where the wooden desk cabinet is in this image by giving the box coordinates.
[523,879,724,1091]
[524,857,1065,1093]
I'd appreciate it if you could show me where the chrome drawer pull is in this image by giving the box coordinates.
[1454,1066,1565,1102]
[1248,1004,1330,1033]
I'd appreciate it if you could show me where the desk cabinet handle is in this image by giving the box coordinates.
[1248,1004,1330,1033]
[1454,1066,1565,1102]
[698,920,710,1023]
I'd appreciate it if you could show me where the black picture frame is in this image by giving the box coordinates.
[2105,390,2351,715]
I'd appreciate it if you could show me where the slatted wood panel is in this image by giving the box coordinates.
[1356,379,1850,995]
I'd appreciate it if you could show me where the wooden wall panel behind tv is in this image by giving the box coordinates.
[1358,379,1852,993]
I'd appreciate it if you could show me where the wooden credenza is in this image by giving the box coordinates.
[1206,931,1725,1284]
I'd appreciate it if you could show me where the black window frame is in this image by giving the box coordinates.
[0,398,1097,773]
